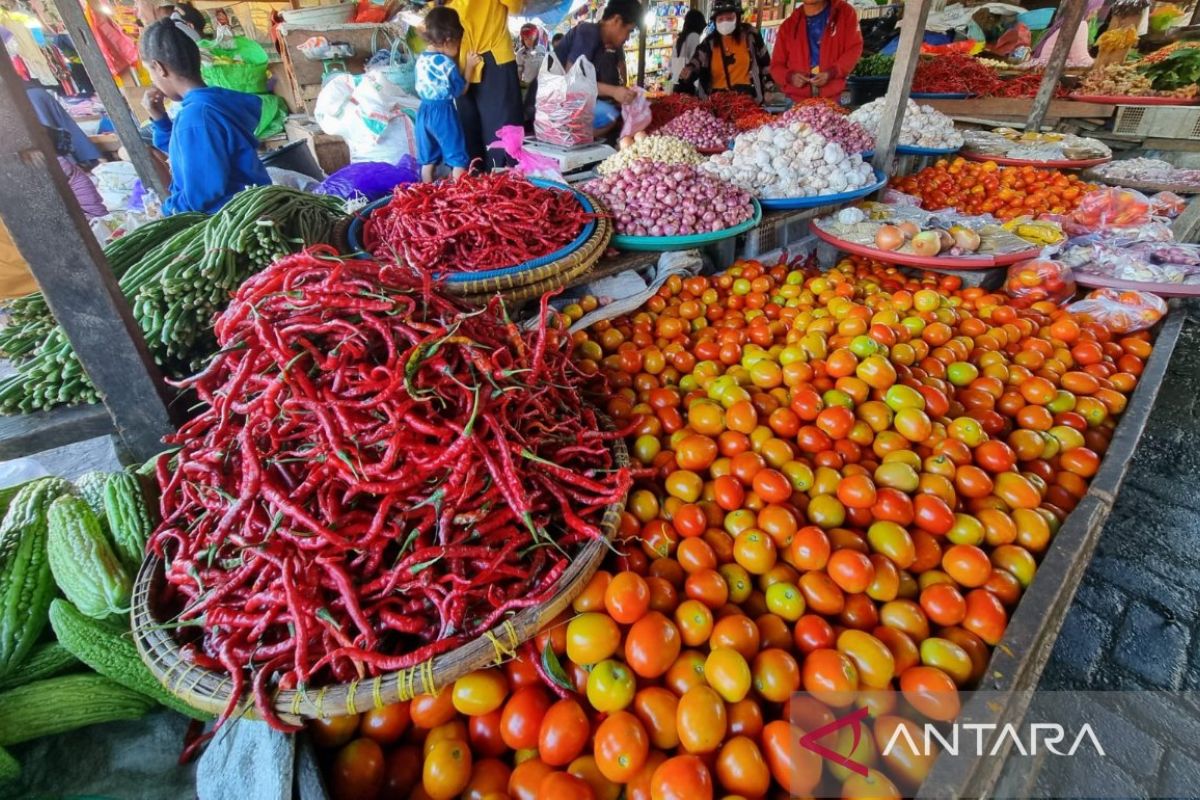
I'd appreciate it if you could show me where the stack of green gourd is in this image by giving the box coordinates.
[0,468,210,786]
[0,185,345,413]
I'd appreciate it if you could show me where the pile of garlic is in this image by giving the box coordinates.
[849,98,964,150]
[699,123,876,200]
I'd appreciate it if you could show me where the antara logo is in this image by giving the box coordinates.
[798,708,1106,775]
[880,721,1107,758]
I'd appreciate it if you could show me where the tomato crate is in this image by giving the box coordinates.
[740,208,818,259]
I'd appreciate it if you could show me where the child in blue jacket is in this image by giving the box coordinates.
[139,19,270,215]
[415,7,480,182]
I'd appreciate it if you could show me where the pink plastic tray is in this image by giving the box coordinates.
[1073,271,1200,298]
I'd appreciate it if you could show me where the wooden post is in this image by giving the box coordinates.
[1025,0,1087,132]
[870,0,932,178]
[1192,0,1200,26]
[52,0,169,199]
[0,54,175,461]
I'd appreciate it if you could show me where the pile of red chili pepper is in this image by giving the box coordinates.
[707,90,762,124]
[912,53,1003,96]
[361,172,590,273]
[149,249,631,729]
[648,93,705,131]
[992,71,1070,98]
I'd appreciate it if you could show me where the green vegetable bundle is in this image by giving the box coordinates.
[852,53,895,78]
[0,186,345,413]
[1139,46,1200,90]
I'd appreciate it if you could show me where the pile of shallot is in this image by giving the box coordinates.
[661,108,735,152]
[771,104,873,154]
[584,161,755,237]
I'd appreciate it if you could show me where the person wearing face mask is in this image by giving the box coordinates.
[769,0,862,102]
[675,0,776,104]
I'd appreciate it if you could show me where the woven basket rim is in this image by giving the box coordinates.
[445,194,612,294]
[133,433,628,723]
[348,180,605,283]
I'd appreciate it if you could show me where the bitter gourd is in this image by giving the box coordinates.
[46,496,130,620]
[0,673,155,746]
[0,642,79,691]
[102,472,155,574]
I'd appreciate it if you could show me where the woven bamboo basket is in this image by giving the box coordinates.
[342,186,612,296]
[132,435,629,724]
[459,213,612,307]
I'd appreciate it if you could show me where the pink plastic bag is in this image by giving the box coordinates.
[489,125,567,183]
[619,88,652,140]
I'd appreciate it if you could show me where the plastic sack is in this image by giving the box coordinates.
[367,28,416,96]
[488,125,566,183]
[535,52,597,147]
[1150,191,1187,219]
[315,157,420,201]
[1069,187,1152,230]
[1004,256,1075,308]
[1066,288,1167,333]
[315,73,418,162]
[200,35,269,94]
[619,87,652,139]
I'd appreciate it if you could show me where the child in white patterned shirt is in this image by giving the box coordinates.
[416,7,481,182]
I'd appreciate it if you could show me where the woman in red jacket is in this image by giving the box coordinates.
[769,0,863,102]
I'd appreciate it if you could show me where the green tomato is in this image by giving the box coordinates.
[764,582,806,622]
[946,362,979,387]
[586,659,636,712]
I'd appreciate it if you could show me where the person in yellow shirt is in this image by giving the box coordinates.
[445,0,524,169]
[0,218,39,302]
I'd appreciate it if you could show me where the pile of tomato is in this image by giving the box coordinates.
[891,158,1094,221]
[311,255,1151,800]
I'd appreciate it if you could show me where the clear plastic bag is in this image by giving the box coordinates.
[1066,288,1167,333]
[1068,187,1152,230]
[619,87,652,140]
[1150,190,1187,219]
[1004,257,1075,308]
[534,52,597,147]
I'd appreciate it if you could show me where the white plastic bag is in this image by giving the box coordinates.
[535,52,597,147]
[315,72,418,163]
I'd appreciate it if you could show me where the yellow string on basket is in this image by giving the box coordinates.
[345,680,360,716]
[483,619,521,666]
[394,660,437,701]
[371,676,385,710]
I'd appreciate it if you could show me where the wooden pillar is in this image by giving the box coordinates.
[870,0,932,179]
[1025,0,1087,132]
[1192,0,1200,26]
[0,54,175,461]
[52,0,169,199]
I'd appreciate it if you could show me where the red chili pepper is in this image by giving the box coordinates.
[149,250,629,733]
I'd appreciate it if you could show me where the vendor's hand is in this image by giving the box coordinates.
[465,51,482,73]
[679,66,693,81]
[609,86,636,105]
[142,88,167,121]
[789,72,810,88]
[810,72,830,88]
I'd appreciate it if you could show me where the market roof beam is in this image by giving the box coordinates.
[51,0,169,200]
[0,52,176,462]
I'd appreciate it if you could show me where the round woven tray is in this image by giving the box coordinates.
[345,184,612,296]
[132,435,628,724]
[446,191,611,295]
[456,212,609,307]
